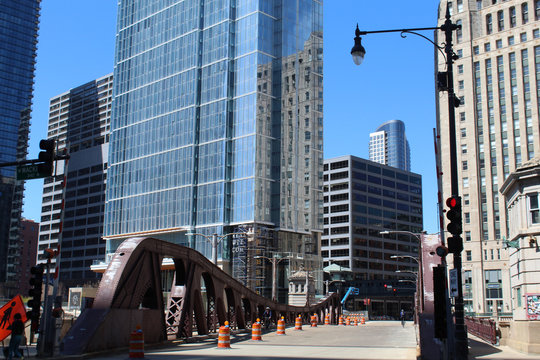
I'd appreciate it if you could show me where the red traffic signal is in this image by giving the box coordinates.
[446,196,462,236]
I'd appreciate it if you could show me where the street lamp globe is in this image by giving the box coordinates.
[351,25,366,65]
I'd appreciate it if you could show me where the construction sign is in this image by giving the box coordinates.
[0,295,28,341]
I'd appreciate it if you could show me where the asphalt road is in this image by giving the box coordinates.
[90,321,418,360]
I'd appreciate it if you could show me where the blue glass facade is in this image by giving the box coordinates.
[105,0,323,271]
[369,119,411,172]
[0,0,41,284]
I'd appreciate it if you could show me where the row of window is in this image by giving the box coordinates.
[485,1,540,35]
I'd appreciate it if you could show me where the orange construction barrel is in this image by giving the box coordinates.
[218,321,231,348]
[252,319,262,341]
[129,325,144,359]
[277,317,286,335]
[295,315,302,330]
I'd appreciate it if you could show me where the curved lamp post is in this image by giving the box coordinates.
[355,9,466,358]
[254,255,289,301]
[188,231,248,265]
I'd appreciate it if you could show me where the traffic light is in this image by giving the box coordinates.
[446,196,462,236]
[37,139,55,176]
[28,265,43,331]
[446,196,464,254]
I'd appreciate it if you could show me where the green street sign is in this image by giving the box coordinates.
[16,164,46,180]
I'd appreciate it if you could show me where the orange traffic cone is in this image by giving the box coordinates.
[218,321,231,348]
[129,325,144,359]
[295,315,302,330]
[252,319,262,341]
[277,317,286,335]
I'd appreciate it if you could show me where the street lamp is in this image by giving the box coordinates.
[323,279,345,296]
[188,231,248,265]
[254,255,289,301]
[359,9,466,355]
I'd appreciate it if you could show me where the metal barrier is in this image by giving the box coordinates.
[465,316,498,345]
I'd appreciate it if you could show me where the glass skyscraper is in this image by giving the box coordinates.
[0,0,41,290]
[369,119,411,172]
[104,0,323,292]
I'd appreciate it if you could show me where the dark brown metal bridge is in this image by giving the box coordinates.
[61,237,341,355]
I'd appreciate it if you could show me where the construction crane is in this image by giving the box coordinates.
[341,287,359,310]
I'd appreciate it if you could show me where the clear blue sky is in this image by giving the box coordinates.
[25,0,443,234]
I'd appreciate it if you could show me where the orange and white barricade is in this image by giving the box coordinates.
[353,317,358,326]
[345,317,350,326]
[338,315,344,326]
[361,316,366,325]
[310,314,317,327]
[295,315,302,330]
[277,317,286,335]
[218,321,231,348]
[252,319,262,341]
[129,325,144,358]
[324,314,330,325]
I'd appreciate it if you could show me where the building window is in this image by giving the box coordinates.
[459,80,465,90]
[508,35,515,45]
[520,32,527,42]
[486,13,493,34]
[510,6,517,27]
[498,10,504,31]
[457,49,463,58]
[529,193,540,224]
[461,144,467,154]
[457,20,463,42]
[457,0,463,12]
[537,0,540,20]
[460,112,466,121]
[496,39,503,49]
[477,0,482,10]
[484,249,488,260]
[462,160,468,170]
[485,42,491,52]
[523,3,529,24]
[473,45,480,55]
[458,64,464,74]
[485,269,503,299]
[463,177,469,188]
[461,127,467,137]
[517,287,522,307]
[466,250,472,261]
[534,29,540,38]
[464,194,470,205]
[465,231,471,241]
[465,212,470,223]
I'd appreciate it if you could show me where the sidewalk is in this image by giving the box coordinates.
[468,335,540,359]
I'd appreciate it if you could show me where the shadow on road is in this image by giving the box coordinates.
[468,337,503,359]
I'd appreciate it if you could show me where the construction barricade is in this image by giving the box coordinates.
[310,314,317,327]
[129,325,144,359]
[252,319,262,341]
[218,321,231,348]
[277,317,286,335]
[324,314,330,325]
[295,315,302,330]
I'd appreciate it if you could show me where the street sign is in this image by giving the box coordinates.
[0,295,28,341]
[16,163,46,180]
[449,269,458,297]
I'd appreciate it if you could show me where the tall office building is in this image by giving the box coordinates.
[323,155,422,316]
[104,1,324,293]
[436,0,540,317]
[369,119,411,172]
[38,74,112,287]
[0,0,41,294]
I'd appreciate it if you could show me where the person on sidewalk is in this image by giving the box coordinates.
[7,313,24,360]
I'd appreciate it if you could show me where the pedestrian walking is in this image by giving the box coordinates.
[7,313,24,360]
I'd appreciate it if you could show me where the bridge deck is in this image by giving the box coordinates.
[89,321,418,360]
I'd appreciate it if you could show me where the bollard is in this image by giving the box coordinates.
[252,319,262,341]
[295,315,303,330]
[218,321,231,348]
[310,314,317,327]
[129,325,144,359]
[276,317,286,335]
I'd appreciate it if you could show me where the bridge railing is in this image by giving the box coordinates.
[465,316,498,345]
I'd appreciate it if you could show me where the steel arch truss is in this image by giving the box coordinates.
[61,237,341,355]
